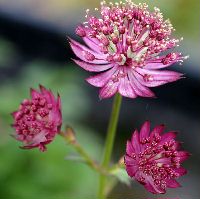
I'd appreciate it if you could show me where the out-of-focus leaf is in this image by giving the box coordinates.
[110,168,131,186]
[0,38,18,67]
[65,153,85,162]
[0,124,103,199]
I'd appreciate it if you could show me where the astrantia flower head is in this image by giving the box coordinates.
[147,198,180,199]
[12,85,62,152]
[70,0,188,99]
[125,121,190,194]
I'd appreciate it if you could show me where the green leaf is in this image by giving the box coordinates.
[111,168,131,186]
[65,153,85,162]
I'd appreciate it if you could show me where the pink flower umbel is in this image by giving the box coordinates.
[125,121,190,194]
[12,85,62,152]
[69,1,188,99]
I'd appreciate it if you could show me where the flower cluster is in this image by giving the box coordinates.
[10,0,189,196]
[12,85,62,151]
[125,121,190,194]
[70,0,188,99]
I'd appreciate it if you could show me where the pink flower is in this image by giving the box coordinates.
[12,85,62,152]
[147,198,180,199]
[124,121,190,194]
[69,1,188,99]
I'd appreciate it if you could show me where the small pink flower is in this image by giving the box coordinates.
[125,121,190,194]
[12,85,62,152]
[70,1,188,99]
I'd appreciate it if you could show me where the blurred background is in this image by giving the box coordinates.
[0,0,199,198]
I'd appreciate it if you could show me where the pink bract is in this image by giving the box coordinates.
[12,85,62,152]
[124,121,190,194]
[70,1,188,99]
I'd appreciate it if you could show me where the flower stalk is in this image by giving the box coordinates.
[98,93,122,199]
[59,128,108,176]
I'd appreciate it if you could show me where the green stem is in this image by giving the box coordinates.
[60,131,108,175]
[98,93,122,199]
[70,140,108,175]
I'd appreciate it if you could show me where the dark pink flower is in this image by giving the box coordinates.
[12,85,62,152]
[125,121,190,194]
[69,1,188,99]
[147,198,180,199]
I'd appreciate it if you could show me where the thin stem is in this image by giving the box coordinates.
[98,93,122,199]
[60,131,108,175]
[71,141,108,175]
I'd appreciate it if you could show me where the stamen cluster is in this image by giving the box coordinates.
[78,1,183,67]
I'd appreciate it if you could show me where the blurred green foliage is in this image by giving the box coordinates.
[0,38,18,67]
[0,128,103,199]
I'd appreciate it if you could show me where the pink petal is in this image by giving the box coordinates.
[82,27,101,53]
[139,121,150,141]
[31,132,48,145]
[166,179,181,188]
[30,88,40,99]
[150,124,165,140]
[159,131,177,144]
[57,94,62,111]
[86,65,118,87]
[69,37,108,64]
[20,145,37,150]
[177,151,190,162]
[134,71,168,87]
[21,132,48,149]
[83,36,101,53]
[174,141,182,150]
[12,111,21,120]
[38,144,47,152]
[126,164,138,177]
[144,183,165,194]
[72,59,114,72]
[145,62,173,69]
[128,70,155,97]
[54,94,62,126]
[136,67,183,78]
[144,175,166,194]
[135,171,165,194]
[124,154,137,166]
[134,68,182,87]
[145,54,180,69]
[174,167,187,176]
[126,140,135,155]
[131,130,140,153]
[118,71,137,98]
[99,80,119,99]
[134,171,146,184]
[154,157,171,164]
[39,84,55,103]
[151,124,165,135]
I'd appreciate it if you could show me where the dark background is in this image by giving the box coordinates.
[0,0,199,198]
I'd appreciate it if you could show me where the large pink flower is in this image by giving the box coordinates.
[124,121,190,194]
[12,85,62,152]
[69,1,188,99]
